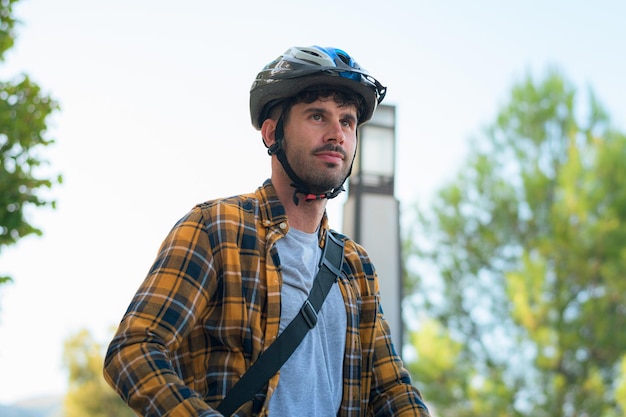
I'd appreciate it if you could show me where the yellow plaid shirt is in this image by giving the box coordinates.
[103,180,430,417]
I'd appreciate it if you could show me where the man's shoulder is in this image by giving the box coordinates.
[182,193,261,232]
[331,230,366,257]
[194,191,259,211]
[193,181,276,214]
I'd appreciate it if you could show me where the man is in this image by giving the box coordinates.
[103,45,430,417]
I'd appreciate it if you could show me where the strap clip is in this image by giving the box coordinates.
[301,300,318,328]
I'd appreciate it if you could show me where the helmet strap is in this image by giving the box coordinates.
[268,115,347,206]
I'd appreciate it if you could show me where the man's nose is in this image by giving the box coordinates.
[325,120,345,143]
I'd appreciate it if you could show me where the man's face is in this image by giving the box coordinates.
[281,98,358,194]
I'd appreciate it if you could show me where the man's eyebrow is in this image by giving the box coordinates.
[303,106,327,115]
[303,107,358,123]
[341,112,358,124]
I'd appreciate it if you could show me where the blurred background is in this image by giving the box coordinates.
[1,1,625,416]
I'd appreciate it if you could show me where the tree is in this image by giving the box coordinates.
[62,329,136,417]
[0,0,61,285]
[405,68,626,416]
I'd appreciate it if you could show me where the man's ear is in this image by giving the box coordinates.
[261,118,277,148]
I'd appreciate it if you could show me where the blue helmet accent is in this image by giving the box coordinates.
[314,46,361,81]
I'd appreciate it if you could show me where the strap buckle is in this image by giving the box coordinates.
[301,300,318,328]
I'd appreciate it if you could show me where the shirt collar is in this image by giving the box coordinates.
[256,179,330,244]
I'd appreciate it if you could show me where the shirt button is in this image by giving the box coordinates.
[264,220,271,226]
[279,222,287,230]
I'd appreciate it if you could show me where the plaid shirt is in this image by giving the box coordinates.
[103,180,430,417]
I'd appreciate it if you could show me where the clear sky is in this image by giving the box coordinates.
[1,0,625,405]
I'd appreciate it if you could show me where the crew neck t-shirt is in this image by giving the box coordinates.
[268,228,347,415]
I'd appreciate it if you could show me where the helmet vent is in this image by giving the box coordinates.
[337,52,351,65]
[304,50,322,58]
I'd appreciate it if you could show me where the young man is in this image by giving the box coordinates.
[103,45,430,417]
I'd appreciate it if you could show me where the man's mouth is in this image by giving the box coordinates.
[313,144,347,165]
[315,151,345,164]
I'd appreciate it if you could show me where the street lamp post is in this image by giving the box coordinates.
[343,104,404,353]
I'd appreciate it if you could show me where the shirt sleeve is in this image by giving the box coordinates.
[350,242,431,417]
[368,299,431,416]
[103,209,221,417]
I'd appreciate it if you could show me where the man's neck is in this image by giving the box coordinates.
[284,201,325,233]
[272,176,326,234]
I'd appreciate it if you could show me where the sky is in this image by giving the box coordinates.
[1,0,625,405]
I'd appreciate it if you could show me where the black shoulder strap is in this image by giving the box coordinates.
[216,230,345,416]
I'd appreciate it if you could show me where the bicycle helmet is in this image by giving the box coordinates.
[250,46,387,205]
[250,46,387,129]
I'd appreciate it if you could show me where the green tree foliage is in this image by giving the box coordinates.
[62,329,136,417]
[405,69,626,416]
[0,0,61,284]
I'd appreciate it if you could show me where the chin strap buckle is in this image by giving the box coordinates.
[304,193,328,202]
